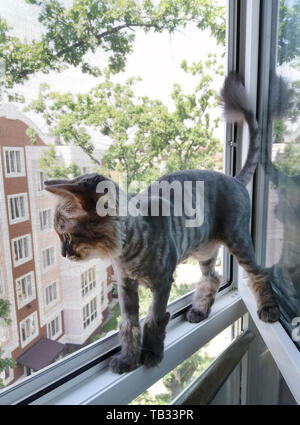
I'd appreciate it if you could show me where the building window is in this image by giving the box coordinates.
[16,271,35,309]
[47,315,62,340]
[45,281,58,306]
[37,171,46,192]
[12,234,32,267]
[81,266,96,297]
[3,147,25,177]
[83,297,98,329]
[20,312,38,347]
[39,209,52,231]
[0,268,4,296]
[7,193,28,224]
[42,246,55,270]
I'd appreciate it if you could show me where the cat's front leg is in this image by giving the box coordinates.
[110,278,141,374]
[141,284,172,368]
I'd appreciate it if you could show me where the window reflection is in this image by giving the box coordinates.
[264,0,300,348]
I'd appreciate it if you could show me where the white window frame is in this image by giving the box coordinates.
[0,290,244,405]
[7,193,29,225]
[15,271,36,309]
[0,366,14,387]
[41,246,56,271]
[0,2,236,404]
[38,208,52,232]
[82,297,98,329]
[3,147,25,178]
[2,0,299,406]
[47,314,62,340]
[11,234,32,267]
[45,280,59,307]
[19,311,38,348]
[0,268,4,297]
[234,0,300,404]
[100,281,106,306]
[0,319,9,344]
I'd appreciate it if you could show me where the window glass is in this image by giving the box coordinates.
[4,148,24,176]
[259,0,300,349]
[0,0,229,389]
[39,209,52,231]
[11,234,31,266]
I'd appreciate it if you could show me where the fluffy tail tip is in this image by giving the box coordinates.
[220,71,249,123]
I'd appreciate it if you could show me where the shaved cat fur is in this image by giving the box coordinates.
[45,72,279,374]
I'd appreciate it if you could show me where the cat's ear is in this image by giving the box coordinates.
[44,181,88,217]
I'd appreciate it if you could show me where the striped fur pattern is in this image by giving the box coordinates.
[44,72,279,374]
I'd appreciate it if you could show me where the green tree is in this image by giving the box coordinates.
[278,0,300,65]
[0,0,225,89]
[0,299,15,389]
[275,140,300,176]
[26,55,223,186]
[40,145,81,178]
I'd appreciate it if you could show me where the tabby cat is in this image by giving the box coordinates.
[45,72,280,374]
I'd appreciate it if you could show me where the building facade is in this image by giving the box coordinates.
[0,105,113,386]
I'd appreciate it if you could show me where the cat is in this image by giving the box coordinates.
[44,72,280,374]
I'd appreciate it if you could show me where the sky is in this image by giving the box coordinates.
[0,0,225,148]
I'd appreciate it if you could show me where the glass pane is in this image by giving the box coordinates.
[0,0,230,389]
[263,0,300,349]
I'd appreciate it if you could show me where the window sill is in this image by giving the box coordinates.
[238,278,300,404]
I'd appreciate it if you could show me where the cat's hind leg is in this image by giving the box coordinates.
[187,246,221,323]
[225,233,279,323]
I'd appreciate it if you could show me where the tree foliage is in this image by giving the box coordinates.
[0,0,225,88]
[0,299,15,389]
[278,0,300,65]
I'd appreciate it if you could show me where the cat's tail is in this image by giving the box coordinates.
[221,71,259,186]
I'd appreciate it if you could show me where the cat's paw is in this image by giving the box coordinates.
[186,308,207,323]
[109,354,140,374]
[258,302,280,323]
[141,349,163,368]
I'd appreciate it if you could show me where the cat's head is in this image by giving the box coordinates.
[44,173,122,262]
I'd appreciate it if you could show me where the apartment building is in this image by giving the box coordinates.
[0,105,113,386]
